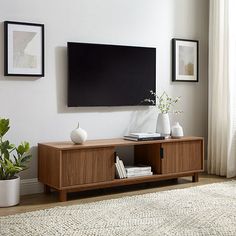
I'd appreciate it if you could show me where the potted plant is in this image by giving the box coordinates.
[0,118,31,207]
[144,91,181,136]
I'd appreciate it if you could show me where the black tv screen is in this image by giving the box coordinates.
[67,42,156,107]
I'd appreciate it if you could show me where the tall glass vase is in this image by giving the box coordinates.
[156,113,171,137]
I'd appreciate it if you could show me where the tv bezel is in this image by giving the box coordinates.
[67,42,156,107]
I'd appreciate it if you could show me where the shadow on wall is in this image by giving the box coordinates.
[0,22,4,78]
[19,146,38,180]
[124,108,157,135]
[54,46,156,115]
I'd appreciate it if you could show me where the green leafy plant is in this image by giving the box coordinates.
[144,90,182,114]
[0,118,31,180]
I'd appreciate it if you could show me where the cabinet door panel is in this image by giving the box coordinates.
[61,147,115,187]
[161,141,203,174]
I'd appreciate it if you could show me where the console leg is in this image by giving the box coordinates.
[192,173,199,182]
[44,185,51,194]
[59,190,67,202]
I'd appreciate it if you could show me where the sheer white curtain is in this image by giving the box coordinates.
[208,0,236,178]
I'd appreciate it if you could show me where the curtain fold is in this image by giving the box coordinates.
[227,0,236,178]
[208,0,236,178]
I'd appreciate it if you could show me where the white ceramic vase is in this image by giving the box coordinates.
[156,113,171,137]
[70,122,87,144]
[0,176,20,207]
[171,122,184,138]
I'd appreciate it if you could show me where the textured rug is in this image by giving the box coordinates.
[1,181,236,236]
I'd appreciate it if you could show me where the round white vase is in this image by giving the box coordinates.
[70,122,87,144]
[156,113,171,137]
[171,122,184,138]
[0,176,20,207]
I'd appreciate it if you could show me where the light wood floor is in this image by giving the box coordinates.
[0,173,231,217]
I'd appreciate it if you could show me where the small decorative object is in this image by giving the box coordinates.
[172,38,198,82]
[4,21,44,77]
[144,91,181,136]
[171,122,184,138]
[0,118,32,207]
[70,122,87,144]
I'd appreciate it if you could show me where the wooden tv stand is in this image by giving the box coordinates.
[38,137,204,201]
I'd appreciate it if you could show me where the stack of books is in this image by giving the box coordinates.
[115,156,127,179]
[125,165,153,178]
[124,132,165,141]
[114,153,153,179]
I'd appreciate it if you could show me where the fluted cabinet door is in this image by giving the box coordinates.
[61,147,115,186]
[161,140,203,174]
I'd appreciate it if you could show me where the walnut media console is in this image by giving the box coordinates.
[38,137,204,202]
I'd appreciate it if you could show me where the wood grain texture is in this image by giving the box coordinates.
[39,137,203,150]
[38,144,61,189]
[161,140,203,174]
[61,171,202,192]
[38,137,204,201]
[61,147,115,187]
[59,190,67,202]
[134,144,161,174]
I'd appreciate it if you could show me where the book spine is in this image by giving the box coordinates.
[129,135,160,138]
[115,164,120,179]
[115,163,123,179]
[137,137,165,141]
[126,169,152,173]
[124,136,165,141]
[127,172,153,177]
[123,137,138,141]
[126,167,152,172]
[119,160,127,178]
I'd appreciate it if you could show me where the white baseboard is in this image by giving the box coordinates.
[20,178,44,196]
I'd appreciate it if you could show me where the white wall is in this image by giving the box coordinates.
[0,0,209,179]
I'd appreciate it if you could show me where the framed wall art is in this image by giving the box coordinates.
[172,38,198,82]
[4,21,44,77]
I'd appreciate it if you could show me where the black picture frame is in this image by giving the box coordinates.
[172,38,198,82]
[4,21,44,77]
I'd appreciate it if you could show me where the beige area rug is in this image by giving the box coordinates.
[1,181,236,236]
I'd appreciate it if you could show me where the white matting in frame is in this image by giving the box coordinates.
[172,38,198,82]
[4,21,44,77]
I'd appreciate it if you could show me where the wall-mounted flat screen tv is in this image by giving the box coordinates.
[67,42,156,107]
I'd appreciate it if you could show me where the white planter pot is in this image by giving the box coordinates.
[0,176,20,207]
[156,113,171,136]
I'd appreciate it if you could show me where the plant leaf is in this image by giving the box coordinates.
[17,142,30,156]
[0,118,10,137]
[0,118,32,180]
